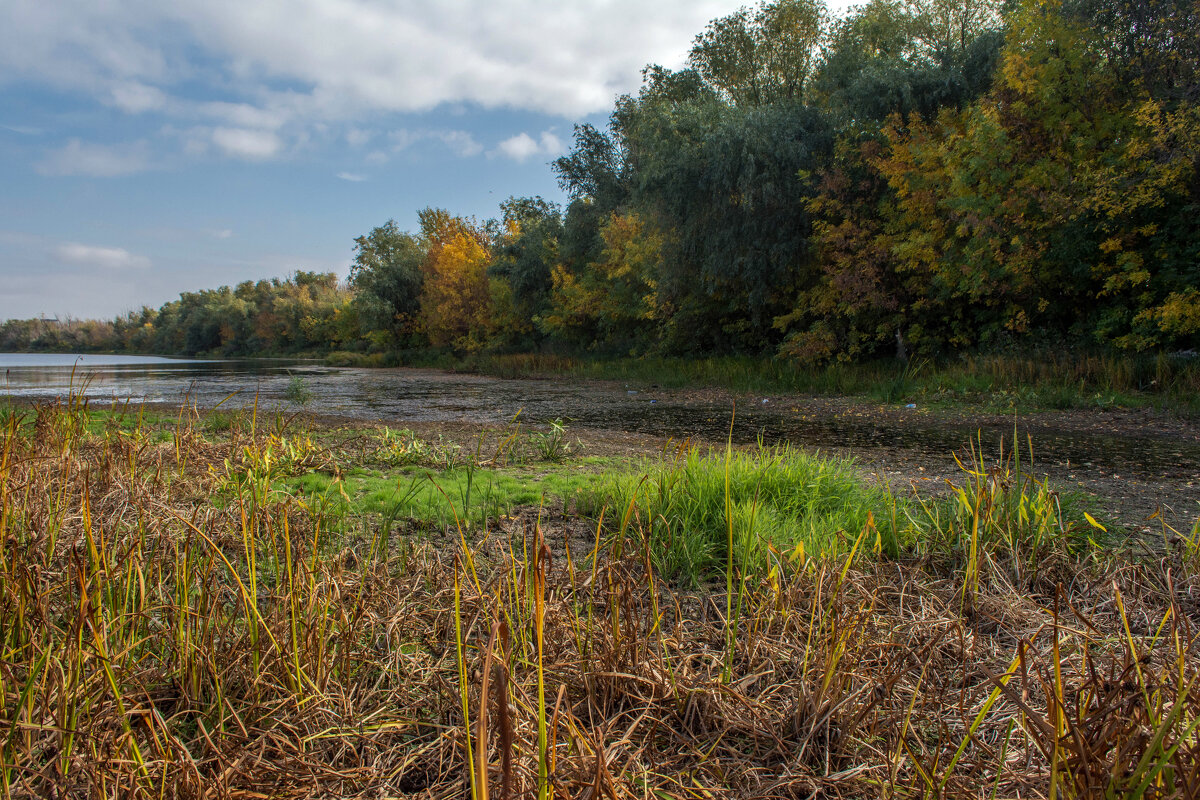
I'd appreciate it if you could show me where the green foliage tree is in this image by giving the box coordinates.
[810,0,1004,122]
[689,0,828,106]
[489,198,562,316]
[349,220,426,346]
[630,97,833,352]
[551,125,630,212]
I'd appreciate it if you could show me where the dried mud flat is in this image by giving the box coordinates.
[23,371,1200,537]
[335,386,1200,539]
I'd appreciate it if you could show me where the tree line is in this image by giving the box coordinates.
[6,0,1198,363]
[0,272,352,356]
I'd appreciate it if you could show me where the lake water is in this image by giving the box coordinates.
[2,353,1199,487]
[1,353,311,404]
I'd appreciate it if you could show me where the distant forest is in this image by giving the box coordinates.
[4,0,1198,364]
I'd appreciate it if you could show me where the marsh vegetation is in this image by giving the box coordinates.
[2,396,1198,798]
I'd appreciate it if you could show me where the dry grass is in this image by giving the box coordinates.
[1,398,1198,798]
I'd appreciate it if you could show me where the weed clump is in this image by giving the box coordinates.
[284,373,313,407]
[581,443,893,582]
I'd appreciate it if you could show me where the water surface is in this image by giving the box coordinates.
[1,353,311,403]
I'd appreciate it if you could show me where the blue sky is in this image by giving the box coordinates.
[1,0,852,321]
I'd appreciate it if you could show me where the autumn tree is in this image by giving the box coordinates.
[417,209,494,352]
[872,0,1200,351]
[689,0,828,106]
[541,212,663,352]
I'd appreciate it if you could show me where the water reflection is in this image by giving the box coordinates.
[0,353,316,404]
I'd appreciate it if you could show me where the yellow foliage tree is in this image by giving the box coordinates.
[541,212,662,350]
[417,209,493,352]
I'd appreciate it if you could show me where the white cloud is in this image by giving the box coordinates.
[538,130,564,155]
[0,1,746,127]
[199,101,288,131]
[211,229,234,239]
[494,130,565,162]
[36,138,151,177]
[389,128,482,158]
[109,82,167,113]
[211,127,281,160]
[437,130,483,158]
[496,132,539,162]
[336,171,366,182]
[53,242,150,270]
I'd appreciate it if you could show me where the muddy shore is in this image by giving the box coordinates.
[312,379,1200,538]
[9,371,1200,536]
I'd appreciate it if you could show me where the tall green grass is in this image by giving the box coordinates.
[276,461,611,531]
[578,433,1103,590]
[579,444,899,582]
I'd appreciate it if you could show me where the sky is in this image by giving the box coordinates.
[0,0,853,321]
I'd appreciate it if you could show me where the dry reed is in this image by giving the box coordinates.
[0,398,1197,798]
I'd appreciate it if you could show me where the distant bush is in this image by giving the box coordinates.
[324,351,361,367]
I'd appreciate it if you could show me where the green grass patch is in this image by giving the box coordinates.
[277,460,618,529]
[578,444,898,584]
[576,439,1113,586]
